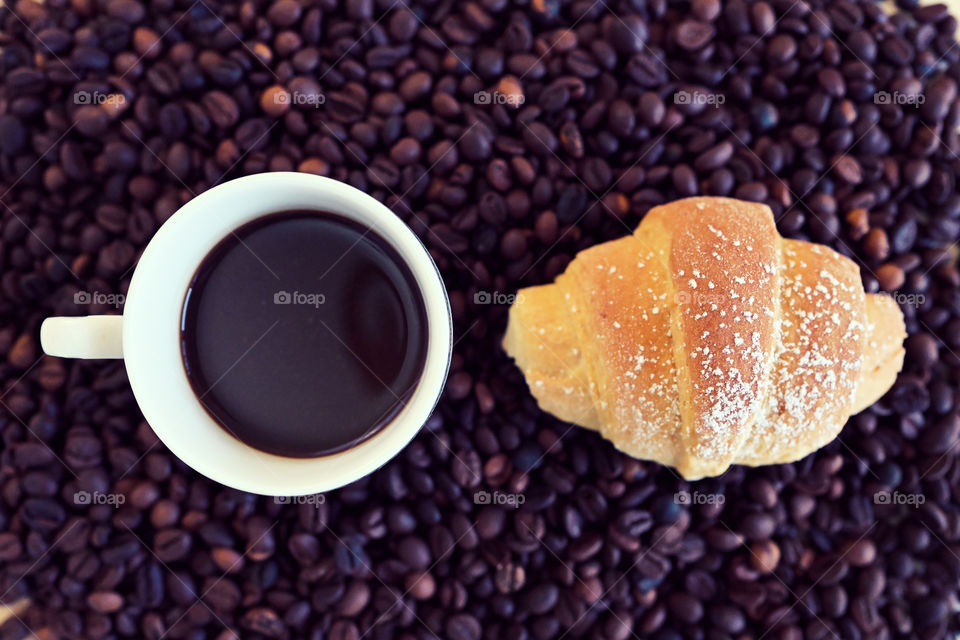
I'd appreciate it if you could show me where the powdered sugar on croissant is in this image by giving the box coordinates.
[503,197,905,480]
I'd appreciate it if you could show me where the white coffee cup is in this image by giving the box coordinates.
[40,173,452,496]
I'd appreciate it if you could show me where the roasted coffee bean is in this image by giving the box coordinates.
[668,591,704,623]
[920,414,960,454]
[522,583,559,615]
[676,21,715,50]
[241,607,285,637]
[445,613,481,640]
[87,591,124,613]
[750,539,781,573]
[603,15,648,53]
[153,529,191,563]
[202,91,240,128]
[694,141,734,172]
[396,536,430,569]
[0,116,27,156]
[0,534,21,562]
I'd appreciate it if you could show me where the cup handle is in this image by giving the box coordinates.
[40,316,125,359]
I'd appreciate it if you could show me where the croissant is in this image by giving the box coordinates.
[503,197,905,480]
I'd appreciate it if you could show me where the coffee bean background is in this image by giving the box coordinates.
[0,0,959,638]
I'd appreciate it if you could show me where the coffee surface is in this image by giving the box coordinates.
[181,211,428,457]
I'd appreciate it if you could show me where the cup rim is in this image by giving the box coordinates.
[123,173,451,495]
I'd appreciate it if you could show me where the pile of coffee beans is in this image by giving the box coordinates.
[0,0,959,637]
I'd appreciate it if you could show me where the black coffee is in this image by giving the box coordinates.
[180,210,428,457]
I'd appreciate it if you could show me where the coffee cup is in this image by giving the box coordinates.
[41,173,452,496]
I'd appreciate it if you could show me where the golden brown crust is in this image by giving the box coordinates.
[501,281,600,430]
[852,293,907,415]
[641,197,782,477]
[503,196,906,480]
[741,239,867,466]
[564,233,683,470]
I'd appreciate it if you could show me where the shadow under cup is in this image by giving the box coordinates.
[179,209,430,459]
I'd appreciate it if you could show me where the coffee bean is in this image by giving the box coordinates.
[285,533,318,565]
[672,165,698,196]
[750,539,781,573]
[404,570,435,600]
[922,75,957,121]
[87,591,124,613]
[259,86,290,118]
[522,583,559,615]
[904,333,937,370]
[396,536,430,570]
[240,608,284,637]
[741,513,776,541]
[915,596,948,624]
[265,0,301,27]
[0,115,27,156]
[676,20,715,50]
[445,613,481,640]
[877,263,905,290]
[603,15,648,54]
[389,138,421,165]
[608,100,635,138]
[638,92,665,126]
[860,229,889,263]
[8,334,36,369]
[694,141,734,172]
[494,563,525,594]
[337,579,370,616]
[709,603,745,633]
[389,9,418,41]
[667,591,704,623]
[202,91,240,128]
[843,539,875,567]
[920,414,960,454]
[768,34,797,62]
[460,126,492,161]
[500,229,527,260]
[522,122,558,156]
[154,529,191,563]
[0,534,22,561]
